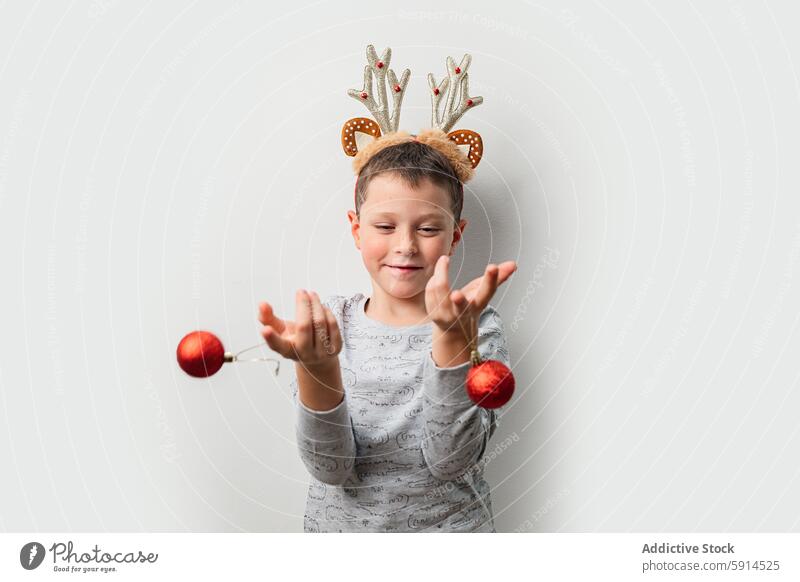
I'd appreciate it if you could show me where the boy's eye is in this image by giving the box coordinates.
[373,225,441,234]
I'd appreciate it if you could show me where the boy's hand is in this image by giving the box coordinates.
[258,290,342,370]
[425,256,517,335]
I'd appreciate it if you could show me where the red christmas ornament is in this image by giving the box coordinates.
[466,358,515,409]
[176,331,280,379]
[176,331,230,378]
[457,311,516,409]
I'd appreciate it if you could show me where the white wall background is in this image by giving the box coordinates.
[1,0,799,532]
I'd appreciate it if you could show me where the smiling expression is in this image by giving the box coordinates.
[348,173,467,299]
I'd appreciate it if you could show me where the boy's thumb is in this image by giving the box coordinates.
[262,325,291,359]
[261,325,277,348]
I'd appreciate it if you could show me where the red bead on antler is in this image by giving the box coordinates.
[360,92,368,99]
[455,66,461,74]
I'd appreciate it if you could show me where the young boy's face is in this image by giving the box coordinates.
[347,173,467,300]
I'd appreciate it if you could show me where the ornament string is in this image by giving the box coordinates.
[454,307,481,366]
[224,342,281,375]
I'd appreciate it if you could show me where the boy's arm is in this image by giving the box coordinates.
[420,305,510,481]
[296,360,345,411]
[293,352,357,486]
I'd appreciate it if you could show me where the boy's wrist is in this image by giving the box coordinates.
[295,360,344,412]
[432,325,474,368]
[296,358,340,377]
[433,322,470,336]
[432,319,477,346]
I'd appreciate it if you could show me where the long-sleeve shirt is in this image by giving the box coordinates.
[290,292,511,532]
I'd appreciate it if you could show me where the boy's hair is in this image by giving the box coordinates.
[354,140,464,226]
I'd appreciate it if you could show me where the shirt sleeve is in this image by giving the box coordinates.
[290,295,357,486]
[420,305,511,481]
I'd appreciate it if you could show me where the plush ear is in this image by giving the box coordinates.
[447,129,483,169]
[341,117,382,157]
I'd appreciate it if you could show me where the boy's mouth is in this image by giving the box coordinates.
[384,264,423,274]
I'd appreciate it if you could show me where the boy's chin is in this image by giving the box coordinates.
[375,279,426,299]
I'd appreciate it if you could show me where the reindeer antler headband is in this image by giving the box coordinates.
[341,45,484,184]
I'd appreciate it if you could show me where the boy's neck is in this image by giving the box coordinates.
[365,285,432,327]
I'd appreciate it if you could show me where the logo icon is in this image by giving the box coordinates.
[20,542,46,570]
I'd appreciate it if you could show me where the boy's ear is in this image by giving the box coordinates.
[347,210,361,249]
[449,219,468,255]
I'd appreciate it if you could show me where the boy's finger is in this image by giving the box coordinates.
[496,261,518,285]
[258,301,287,333]
[308,291,329,350]
[257,302,270,325]
[294,289,312,356]
[324,307,342,355]
[261,325,292,359]
[451,290,468,314]
[438,255,451,289]
[427,256,451,309]
[474,263,500,309]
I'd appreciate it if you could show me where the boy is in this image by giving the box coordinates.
[258,45,516,531]
[258,140,516,531]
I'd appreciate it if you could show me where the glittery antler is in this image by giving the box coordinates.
[347,44,411,134]
[428,54,483,132]
[342,46,485,175]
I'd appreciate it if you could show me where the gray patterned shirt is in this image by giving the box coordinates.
[290,292,511,532]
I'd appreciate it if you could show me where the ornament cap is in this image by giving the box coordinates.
[470,349,482,366]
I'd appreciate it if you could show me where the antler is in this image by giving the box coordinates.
[427,54,483,132]
[347,45,411,134]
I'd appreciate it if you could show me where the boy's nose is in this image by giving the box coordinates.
[392,230,417,254]
[395,237,417,255]
[394,246,417,256]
